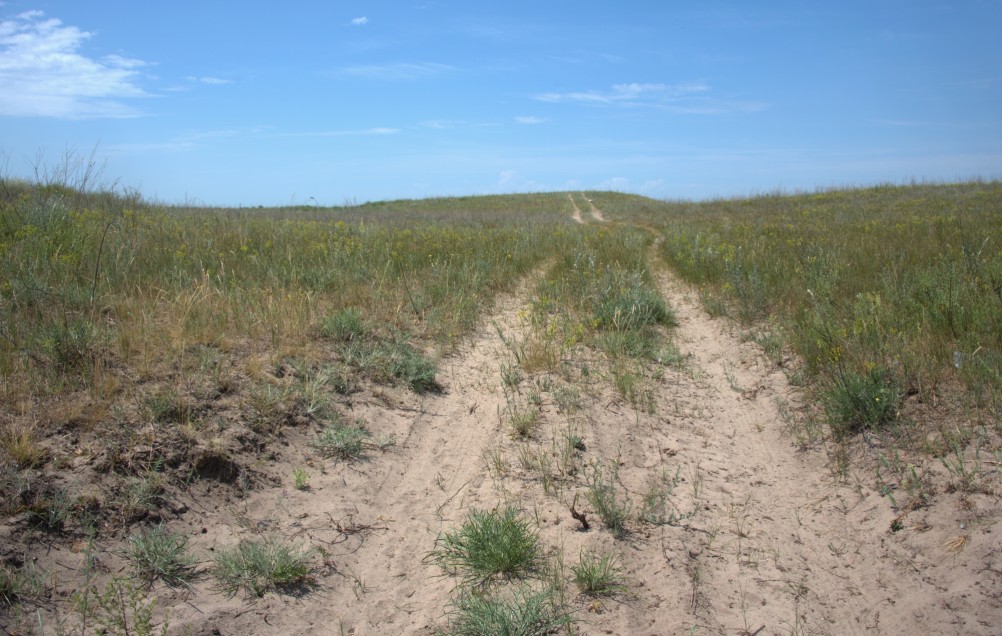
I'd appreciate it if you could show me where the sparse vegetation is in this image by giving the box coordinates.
[211,536,313,598]
[1,173,999,633]
[428,506,543,587]
[572,551,629,598]
[585,460,632,538]
[312,420,369,461]
[126,524,197,588]
[444,585,574,636]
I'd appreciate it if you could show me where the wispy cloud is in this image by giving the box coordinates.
[350,16,369,26]
[535,82,710,106]
[534,81,765,114]
[185,76,233,85]
[514,116,547,124]
[0,11,148,118]
[418,119,499,130]
[334,62,453,80]
[276,127,400,137]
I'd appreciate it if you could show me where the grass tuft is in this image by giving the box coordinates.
[428,506,542,586]
[445,586,574,635]
[126,524,197,588]
[572,550,629,597]
[823,366,900,436]
[586,461,631,538]
[211,536,313,598]
[311,421,368,460]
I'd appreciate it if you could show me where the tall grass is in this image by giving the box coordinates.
[591,182,1002,435]
[0,179,579,404]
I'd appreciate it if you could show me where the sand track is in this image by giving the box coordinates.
[568,193,585,224]
[159,237,998,635]
[170,280,534,635]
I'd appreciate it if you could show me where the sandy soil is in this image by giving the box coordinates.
[568,194,585,225]
[584,197,606,222]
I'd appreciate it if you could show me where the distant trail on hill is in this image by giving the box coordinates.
[583,194,606,222]
[567,193,585,224]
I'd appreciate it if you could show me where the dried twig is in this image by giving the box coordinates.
[570,494,590,530]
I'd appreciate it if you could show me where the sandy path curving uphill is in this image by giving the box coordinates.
[568,193,586,224]
[170,281,538,635]
[584,195,606,222]
[627,270,1002,635]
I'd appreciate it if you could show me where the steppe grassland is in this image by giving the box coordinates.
[0,179,680,631]
[592,183,1002,480]
[1,175,1001,633]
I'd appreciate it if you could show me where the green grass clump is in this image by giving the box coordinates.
[126,524,197,588]
[572,551,629,597]
[585,461,631,538]
[445,586,574,635]
[329,325,441,393]
[592,272,675,332]
[211,536,313,598]
[428,506,542,586]
[311,421,368,460]
[823,366,901,437]
[0,561,45,608]
[319,307,368,342]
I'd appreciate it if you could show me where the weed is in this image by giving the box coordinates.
[639,465,681,525]
[585,460,631,538]
[500,359,523,390]
[482,444,507,481]
[445,585,574,635]
[941,441,983,493]
[293,467,311,490]
[245,383,294,436]
[427,506,542,586]
[116,474,166,524]
[144,388,193,424]
[311,422,368,461]
[28,487,73,532]
[823,366,900,437]
[0,560,45,608]
[553,385,581,414]
[0,421,47,468]
[212,536,313,598]
[73,575,170,636]
[508,402,541,439]
[338,335,441,393]
[126,524,197,588]
[320,308,368,342]
[572,550,629,598]
[40,318,102,372]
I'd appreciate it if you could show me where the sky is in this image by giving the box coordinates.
[0,1,1000,206]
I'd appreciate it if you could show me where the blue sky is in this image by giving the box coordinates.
[1,1,1000,205]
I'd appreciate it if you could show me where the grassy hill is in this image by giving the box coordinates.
[1,179,999,633]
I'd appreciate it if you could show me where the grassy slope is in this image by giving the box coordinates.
[0,180,1000,630]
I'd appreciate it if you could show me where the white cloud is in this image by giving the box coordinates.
[350,17,369,26]
[597,177,631,191]
[335,62,453,80]
[514,116,547,124]
[0,11,147,118]
[186,76,233,85]
[277,127,400,137]
[535,82,709,106]
[419,119,499,130]
[490,170,545,193]
[640,179,667,194]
